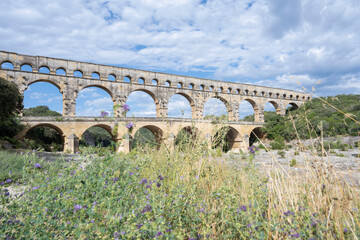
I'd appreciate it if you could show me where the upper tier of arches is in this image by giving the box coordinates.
[0,52,311,102]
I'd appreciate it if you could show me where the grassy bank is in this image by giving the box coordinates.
[1,141,359,239]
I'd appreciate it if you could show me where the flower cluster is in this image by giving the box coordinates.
[100,111,109,117]
[248,145,259,155]
[126,122,134,130]
[122,104,130,112]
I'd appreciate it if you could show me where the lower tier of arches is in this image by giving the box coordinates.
[16,117,264,154]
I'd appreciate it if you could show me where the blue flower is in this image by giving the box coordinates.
[34,163,41,169]
[5,179,12,183]
[140,178,148,184]
[73,205,82,212]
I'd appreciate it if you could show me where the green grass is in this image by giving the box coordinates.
[1,144,359,239]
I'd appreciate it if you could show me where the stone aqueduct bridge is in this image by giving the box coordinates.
[0,51,311,153]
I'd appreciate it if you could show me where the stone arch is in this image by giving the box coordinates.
[266,100,281,114]
[79,124,115,140]
[20,63,33,72]
[79,85,114,100]
[39,66,50,74]
[203,96,231,119]
[132,125,163,149]
[239,98,259,121]
[74,70,83,77]
[126,89,158,117]
[175,126,199,148]
[204,95,232,117]
[249,127,265,146]
[56,67,66,75]
[20,123,65,151]
[168,92,195,118]
[1,61,14,69]
[91,72,100,79]
[286,102,300,114]
[76,86,114,116]
[212,126,241,152]
[21,123,65,140]
[108,74,116,81]
[25,79,62,93]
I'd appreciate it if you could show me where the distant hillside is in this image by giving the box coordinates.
[23,106,61,116]
[262,94,360,141]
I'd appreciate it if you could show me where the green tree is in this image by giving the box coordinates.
[0,77,23,120]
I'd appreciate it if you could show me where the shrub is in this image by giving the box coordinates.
[270,136,285,150]
[290,159,297,167]
[277,150,286,158]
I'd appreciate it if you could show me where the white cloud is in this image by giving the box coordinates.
[2,0,360,112]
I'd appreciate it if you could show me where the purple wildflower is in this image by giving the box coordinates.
[122,104,130,112]
[136,223,143,229]
[129,172,134,176]
[158,174,164,180]
[157,182,161,188]
[146,184,152,189]
[291,233,300,238]
[73,205,82,212]
[5,179,12,183]
[32,186,40,190]
[140,178,148,184]
[100,111,109,117]
[34,163,41,169]
[156,232,163,237]
[284,210,295,217]
[126,122,134,129]
[240,205,247,212]
[0,182,4,186]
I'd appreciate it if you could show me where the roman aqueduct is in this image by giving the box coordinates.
[0,51,311,153]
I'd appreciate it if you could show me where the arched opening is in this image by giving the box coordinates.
[138,78,145,84]
[168,94,192,118]
[39,66,50,74]
[239,99,256,121]
[24,124,64,152]
[189,83,194,89]
[74,70,83,77]
[199,85,204,90]
[108,74,116,81]
[264,101,279,122]
[80,125,115,149]
[227,88,232,93]
[126,90,156,117]
[177,82,183,88]
[124,76,131,83]
[250,127,265,147]
[175,126,199,151]
[132,125,163,150]
[165,80,171,87]
[76,86,113,116]
[236,89,240,94]
[212,126,240,153]
[21,64,33,72]
[286,103,299,114]
[218,87,223,93]
[203,97,228,120]
[91,72,100,79]
[56,68,66,76]
[152,79,158,85]
[23,81,63,114]
[1,61,14,69]
[209,85,214,91]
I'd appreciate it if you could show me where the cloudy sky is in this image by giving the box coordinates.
[1,0,360,117]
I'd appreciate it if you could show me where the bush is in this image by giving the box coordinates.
[270,136,286,150]
[290,159,297,167]
[278,150,286,158]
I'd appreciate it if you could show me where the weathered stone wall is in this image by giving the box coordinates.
[0,51,312,153]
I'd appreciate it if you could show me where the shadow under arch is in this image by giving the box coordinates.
[249,127,265,146]
[212,126,240,152]
[132,125,163,149]
[286,102,300,113]
[79,124,116,148]
[22,123,65,151]
[175,126,199,149]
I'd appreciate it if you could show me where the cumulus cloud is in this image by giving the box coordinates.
[3,0,360,117]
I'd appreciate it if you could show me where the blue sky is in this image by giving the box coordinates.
[1,0,360,117]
